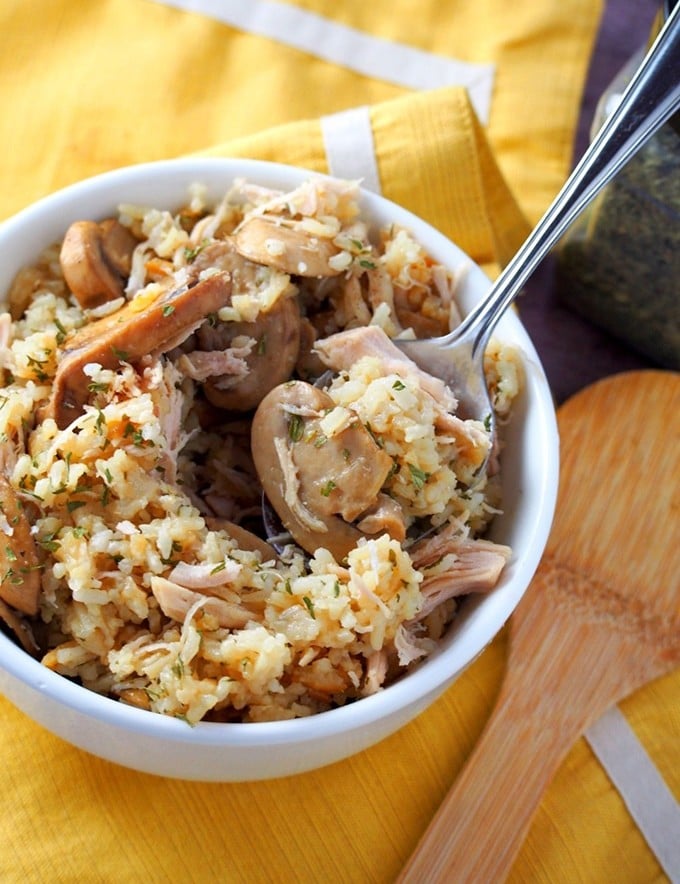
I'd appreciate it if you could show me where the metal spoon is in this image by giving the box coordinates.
[397,3,680,437]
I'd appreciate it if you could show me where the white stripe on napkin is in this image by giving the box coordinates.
[585,707,680,883]
[320,107,381,193]
[148,0,495,123]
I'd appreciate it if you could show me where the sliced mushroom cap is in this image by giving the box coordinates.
[98,219,137,277]
[0,598,40,656]
[202,295,301,412]
[117,688,152,710]
[356,493,407,542]
[204,516,276,561]
[188,239,258,282]
[48,271,232,429]
[295,317,327,381]
[394,307,448,338]
[0,474,41,616]
[234,216,344,278]
[60,219,137,310]
[251,380,393,560]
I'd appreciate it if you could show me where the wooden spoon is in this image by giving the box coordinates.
[399,370,680,883]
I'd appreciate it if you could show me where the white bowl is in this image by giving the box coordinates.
[0,158,559,781]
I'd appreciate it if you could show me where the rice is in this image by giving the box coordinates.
[0,176,522,723]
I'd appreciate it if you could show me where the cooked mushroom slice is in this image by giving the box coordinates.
[205,516,276,561]
[187,238,257,282]
[98,219,137,277]
[48,272,232,429]
[356,493,406,542]
[186,243,300,411]
[199,295,301,412]
[252,380,393,560]
[234,216,344,278]
[0,474,41,616]
[117,688,151,710]
[394,308,447,338]
[295,317,327,381]
[0,598,39,656]
[60,219,137,309]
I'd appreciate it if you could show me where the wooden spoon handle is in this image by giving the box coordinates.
[397,556,665,884]
[397,674,575,882]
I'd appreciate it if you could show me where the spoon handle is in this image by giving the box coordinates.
[451,1,680,359]
[396,556,670,883]
[398,702,569,881]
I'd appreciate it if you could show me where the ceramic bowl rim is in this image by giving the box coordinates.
[0,157,559,751]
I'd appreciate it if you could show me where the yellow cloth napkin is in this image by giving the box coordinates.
[2,2,678,882]
[2,0,598,227]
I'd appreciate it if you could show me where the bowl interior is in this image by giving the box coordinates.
[0,158,559,748]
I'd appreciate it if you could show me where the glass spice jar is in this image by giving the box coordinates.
[557,0,680,370]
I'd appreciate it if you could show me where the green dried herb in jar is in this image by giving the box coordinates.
[557,2,680,370]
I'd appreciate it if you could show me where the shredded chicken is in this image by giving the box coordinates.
[362,650,388,695]
[434,409,491,470]
[315,325,457,412]
[339,275,371,327]
[148,360,194,485]
[411,529,511,619]
[150,576,251,629]
[177,342,254,384]
[394,624,431,666]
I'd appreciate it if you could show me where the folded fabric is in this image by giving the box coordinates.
[4,2,677,883]
[0,0,602,228]
[198,86,530,276]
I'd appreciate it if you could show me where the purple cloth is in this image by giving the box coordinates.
[519,0,662,404]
